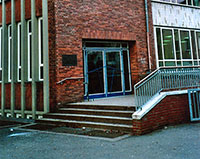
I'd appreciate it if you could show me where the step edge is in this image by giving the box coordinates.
[39,118,133,128]
[44,113,133,120]
[59,108,134,113]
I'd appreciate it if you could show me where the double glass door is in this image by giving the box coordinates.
[84,48,131,98]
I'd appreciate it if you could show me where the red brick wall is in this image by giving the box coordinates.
[132,94,191,135]
[53,0,155,105]
[0,0,156,110]
[48,0,57,111]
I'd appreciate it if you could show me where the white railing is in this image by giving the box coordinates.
[134,66,200,110]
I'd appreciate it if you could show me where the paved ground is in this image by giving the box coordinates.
[0,122,200,159]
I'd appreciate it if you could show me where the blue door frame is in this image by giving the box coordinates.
[83,45,132,99]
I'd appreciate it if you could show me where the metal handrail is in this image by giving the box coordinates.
[134,66,200,110]
[56,77,84,85]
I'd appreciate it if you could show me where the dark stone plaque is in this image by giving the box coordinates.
[62,55,77,66]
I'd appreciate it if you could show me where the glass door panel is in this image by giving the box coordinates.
[106,51,122,93]
[87,51,104,94]
[123,50,131,91]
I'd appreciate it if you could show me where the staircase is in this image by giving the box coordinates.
[38,103,136,133]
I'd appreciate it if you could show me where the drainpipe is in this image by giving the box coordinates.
[144,0,152,71]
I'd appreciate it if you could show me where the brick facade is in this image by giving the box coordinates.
[0,0,156,111]
[52,0,155,105]
[132,94,191,135]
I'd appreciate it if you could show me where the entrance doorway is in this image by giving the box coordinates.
[83,41,132,99]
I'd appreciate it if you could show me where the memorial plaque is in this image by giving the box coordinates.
[62,55,77,66]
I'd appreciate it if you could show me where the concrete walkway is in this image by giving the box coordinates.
[0,122,200,159]
[71,95,135,106]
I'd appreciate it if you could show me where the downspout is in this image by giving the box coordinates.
[144,0,152,71]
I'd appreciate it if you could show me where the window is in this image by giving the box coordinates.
[27,20,32,81]
[162,29,175,60]
[180,30,191,59]
[38,18,43,81]
[196,32,200,59]
[0,27,2,82]
[155,27,200,67]
[8,25,12,82]
[17,23,22,81]
[1,17,43,83]
[156,0,200,6]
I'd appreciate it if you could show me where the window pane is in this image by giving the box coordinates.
[183,61,192,66]
[159,61,164,67]
[174,29,181,59]
[193,0,200,6]
[188,0,192,5]
[29,21,32,32]
[40,66,43,80]
[177,0,187,4]
[194,61,198,65]
[123,51,130,91]
[177,61,182,66]
[19,24,22,66]
[180,31,191,59]
[30,36,32,79]
[0,28,2,70]
[40,19,43,64]
[162,29,175,59]
[196,32,200,59]
[19,68,21,81]
[0,70,2,81]
[156,28,163,60]
[191,31,197,59]
[165,61,176,66]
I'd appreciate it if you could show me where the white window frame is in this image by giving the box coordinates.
[17,23,22,82]
[27,20,32,81]
[38,17,44,81]
[154,27,200,68]
[8,24,12,82]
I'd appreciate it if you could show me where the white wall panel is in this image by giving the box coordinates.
[152,2,200,29]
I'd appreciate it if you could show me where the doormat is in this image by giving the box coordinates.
[21,123,128,139]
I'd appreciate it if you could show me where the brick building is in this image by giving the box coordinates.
[0,0,200,134]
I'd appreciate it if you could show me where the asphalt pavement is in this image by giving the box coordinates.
[0,122,200,159]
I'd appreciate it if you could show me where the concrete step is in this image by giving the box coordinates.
[43,113,132,125]
[61,104,136,111]
[58,108,133,117]
[37,118,133,132]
